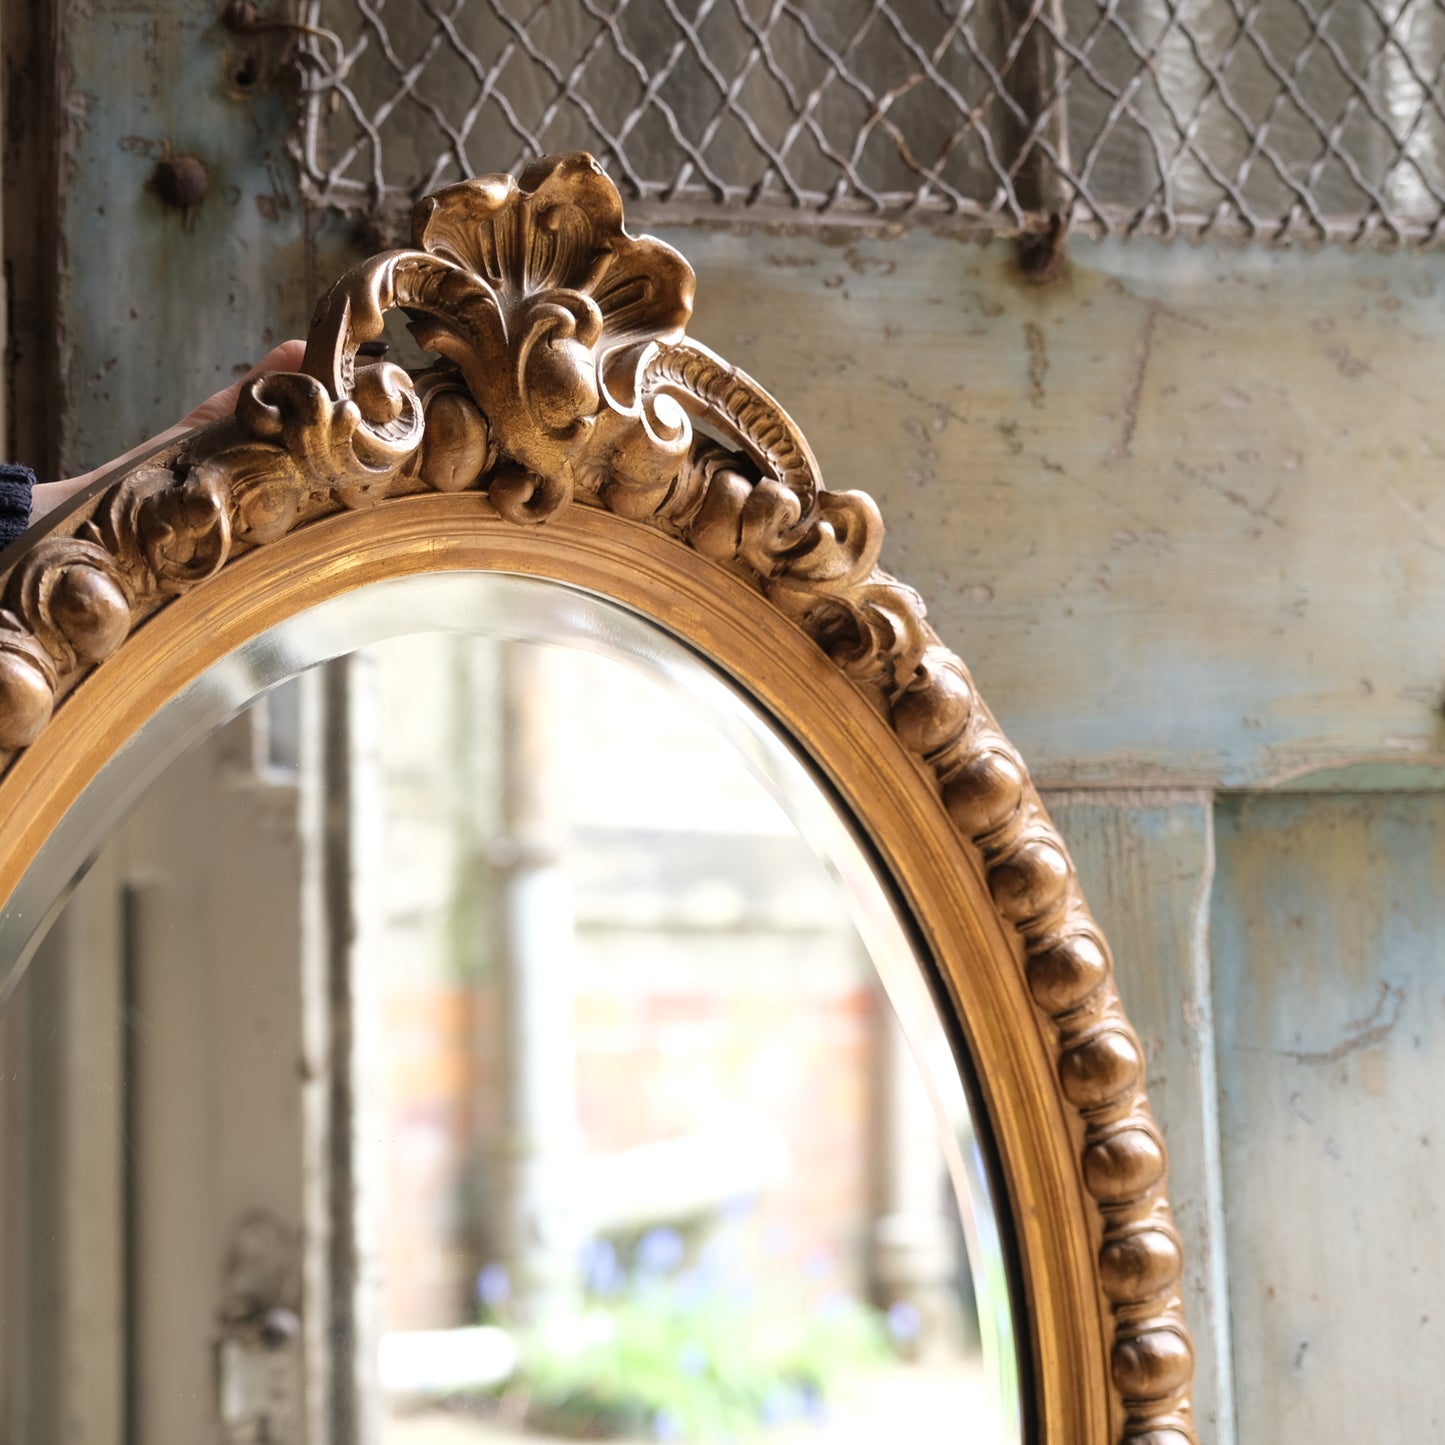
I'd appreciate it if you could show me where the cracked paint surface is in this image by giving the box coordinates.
[672,226,1445,788]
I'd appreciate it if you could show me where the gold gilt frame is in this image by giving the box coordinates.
[0,154,1193,1444]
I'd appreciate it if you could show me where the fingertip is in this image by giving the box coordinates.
[248,338,306,377]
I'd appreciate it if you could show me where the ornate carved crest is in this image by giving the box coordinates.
[0,153,1195,1444]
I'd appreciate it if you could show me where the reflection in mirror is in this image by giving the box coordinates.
[0,581,1018,1445]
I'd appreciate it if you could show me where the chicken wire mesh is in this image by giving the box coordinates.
[288,0,1445,247]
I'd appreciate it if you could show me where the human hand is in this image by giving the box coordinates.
[168,338,307,430]
[32,340,306,525]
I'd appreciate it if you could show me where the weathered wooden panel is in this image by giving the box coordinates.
[1044,793,1230,1444]
[57,0,310,472]
[667,227,1445,788]
[1212,793,1445,1440]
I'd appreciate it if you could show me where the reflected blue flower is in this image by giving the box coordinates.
[581,1237,624,1297]
[672,1267,709,1309]
[760,1384,805,1425]
[886,1299,922,1343]
[652,1408,685,1441]
[801,1382,828,1424]
[476,1262,510,1309]
[637,1226,686,1275]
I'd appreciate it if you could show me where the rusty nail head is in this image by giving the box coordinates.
[152,154,209,210]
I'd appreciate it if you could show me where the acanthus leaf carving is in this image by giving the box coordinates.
[224,363,426,542]
[292,153,697,526]
[105,463,233,593]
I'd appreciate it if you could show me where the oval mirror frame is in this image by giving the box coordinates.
[0,153,1194,1445]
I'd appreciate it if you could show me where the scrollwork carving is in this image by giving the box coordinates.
[0,152,1196,1444]
[97,463,233,590]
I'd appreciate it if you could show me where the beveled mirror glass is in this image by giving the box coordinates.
[0,155,1194,1444]
[0,576,1014,1443]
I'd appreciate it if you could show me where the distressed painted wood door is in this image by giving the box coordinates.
[14,1,1445,1441]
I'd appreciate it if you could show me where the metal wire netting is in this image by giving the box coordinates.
[291,0,1445,247]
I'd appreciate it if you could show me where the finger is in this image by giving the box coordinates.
[40,341,312,523]
[178,338,307,429]
[242,337,307,382]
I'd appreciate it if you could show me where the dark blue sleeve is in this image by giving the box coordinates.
[0,464,35,548]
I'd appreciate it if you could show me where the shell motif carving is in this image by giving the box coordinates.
[0,153,1195,1441]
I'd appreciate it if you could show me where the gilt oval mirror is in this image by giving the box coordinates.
[0,155,1193,1444]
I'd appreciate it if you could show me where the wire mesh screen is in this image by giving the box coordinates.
[292,0,1445,247]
